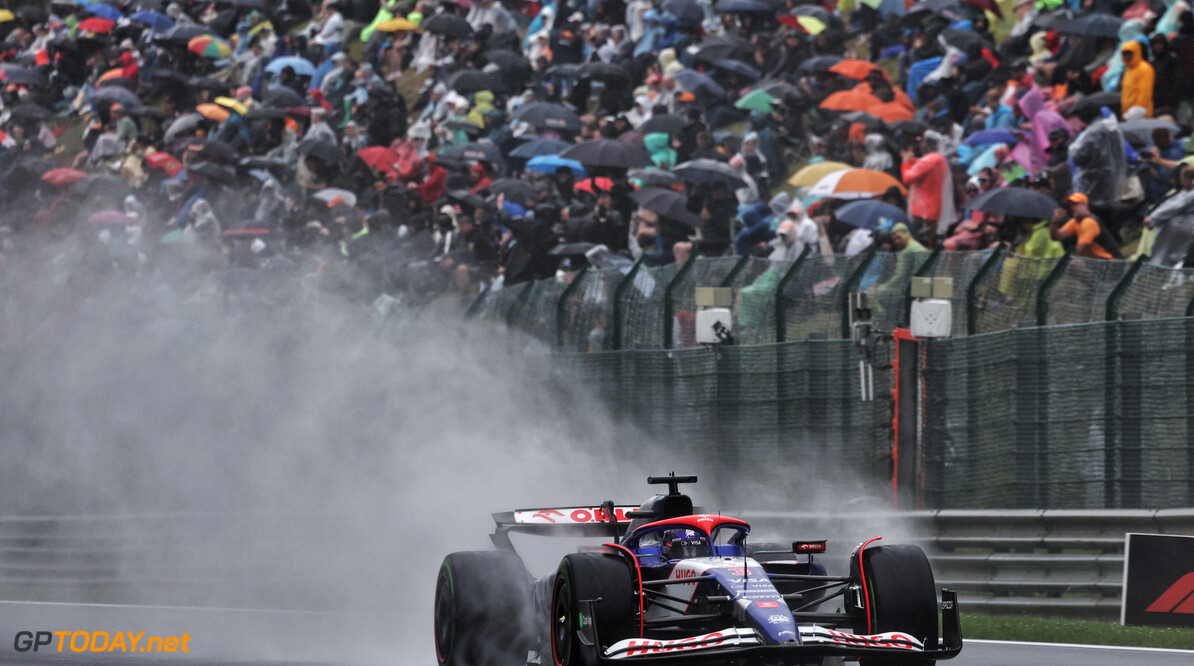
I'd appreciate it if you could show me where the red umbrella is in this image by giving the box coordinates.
[357,146,400,179]
[829,59,882,81]
[87,210,137,226]
[77,18,115,34]
[145,152,183,177]
[41,168,87,187]
[820,89,883,112]
[575,177,615,193]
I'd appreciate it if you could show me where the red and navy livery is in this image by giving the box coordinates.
[434,473,963,666]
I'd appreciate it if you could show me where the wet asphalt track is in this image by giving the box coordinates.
[2,640,1193,665]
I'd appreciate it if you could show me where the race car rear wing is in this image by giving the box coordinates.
[490,501,640,550]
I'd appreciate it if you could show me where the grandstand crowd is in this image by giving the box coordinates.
[1,0,1193,308]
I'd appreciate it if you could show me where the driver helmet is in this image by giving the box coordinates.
[660,529,711,560]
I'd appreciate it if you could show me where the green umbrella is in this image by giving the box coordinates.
[735,89,777,113]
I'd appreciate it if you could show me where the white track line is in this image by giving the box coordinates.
[966,639,1194,654]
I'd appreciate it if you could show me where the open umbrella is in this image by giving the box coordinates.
[91,86,140,107]
[99,76,138,91]
[841,111,888,131]
[713,59,761,81]
[16,6,48,24]
[1058,13,1122,39]
[639,115,686,137]
[312,188,357,208]
[9,102,51,121]
[561,139,653,169]
[144,152,183,177]
[441,141,505,165]
[187,76,230,93]
[1071,92,1121,122]
[820,89,882,112]
[692,36,750,63]
[266,56,316,78]
[515,102,581,131]
[1120,118,1179,147]
[198,140,238,163]
[834,200,909,230]
[891,119,930,136]
[163,112,204,143]
[264,87,305,108]
[196,103,230,122]
[77,17,115,34]
[675,69,726,98]
[245,107,288,120]
[128,106,167,120]
[0,68,41,86]
[869,101,915,123]
[798,55,844,72]
[735,89,776,113]
[662,0,704,27]
[778,14,827,34]
[421,14,473,38]
[85,4,123,21]
[829,59,882,81]
[153,24,211,45]
[1032,9,1080,30]
[965,187,1058,220]
[673,159,748,189]
[630,188,703,226]
[630,167,683,189]
[791,4,841,28]
[356,146,401,178]
[189,162,236,184]
[942,29,993,53]
[510,137,572,159]
[447,69,506,93]
[575,177,616,194]
[577,61,632,83]
[484,50,532,78]
[965,128,1020,146]
[788,161,853,187]
[489,178,535,203]
[41,168,88,187]
[188,35,232,59]
[0,9,13,23]
[299,139,345,164]
[527,155,585,176]
[809,169,907,199]
[129,10,174,31]
[213,96,248,116]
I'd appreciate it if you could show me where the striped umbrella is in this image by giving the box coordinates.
[809,169,907,200]
[188,35,232,59]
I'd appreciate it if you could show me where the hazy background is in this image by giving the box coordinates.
[0,243,898,662]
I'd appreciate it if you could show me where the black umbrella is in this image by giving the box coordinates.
[630,188,703,226]
[9,102,50,121]
[1120,118,1180,147]
[189,161,237,184]
[99,76,139,91]
[716,0,773,13]
[791,5,845,31]
[675,70,726,98]
[672,158,748,189]
[488,178,535,204]
[1032,8,1080,30]
[484,49,532,77]
[798,55,844,72]
[298,139,345,164]
[1058,13,1122,39]
[754,79,803,100]
[662,0,704,27]
[92,87,140,107]
[561,139,653,169]
[163,112,205,143]
[153,24,213,44]
[441,141,505,165]
[263,87,305,108]
[421,14,473,38]
[239,156,291,171]
[577,61,632,83]
[549,242,598,257]
[942,29,993,53]
[0,68,41,86]
[629,167,683,189]
[509,137,572,159]
[1071,92,1121,122]
[444,120,486,137]
[515,102,581,131]
[127,106,168,120]
[198,140,239,164]
[639,114,687,136]
[966,187,1059,220]
[447,69,507,93]
[17,6,48,24]
[713,59,761,81]
[693,35,750,63]
[187,76,230,93]
[842,111,889,131]
[891,119,930,136]
[77,173,132,203]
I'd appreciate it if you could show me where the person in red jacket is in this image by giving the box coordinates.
[416,155,447,206]
[899,130,954,247]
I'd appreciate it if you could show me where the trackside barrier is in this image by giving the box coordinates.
[5,511,1193,622]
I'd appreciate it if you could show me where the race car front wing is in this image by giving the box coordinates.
[575,589,962,665]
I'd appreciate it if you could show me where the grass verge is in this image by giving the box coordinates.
[961,613,1194,650]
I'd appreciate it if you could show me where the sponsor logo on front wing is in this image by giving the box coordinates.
[604,628,761,659]
[798,626,924,650]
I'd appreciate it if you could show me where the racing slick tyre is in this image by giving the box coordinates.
[550,552,638,666]
[851,543,938,666]
[434,551,534,666]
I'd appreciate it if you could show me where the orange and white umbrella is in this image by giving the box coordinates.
[809,169,907,200]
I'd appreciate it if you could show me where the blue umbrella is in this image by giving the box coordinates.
[527,155,586,176]
[715,0,773,13]
[834,200,909,230]
[713,59,761,81]
[965,128,1019,146]
[129,11,175,32]
[86,4,123,20]
[510,138,572,159]
[265,56,317,78]
[675,69,726,98]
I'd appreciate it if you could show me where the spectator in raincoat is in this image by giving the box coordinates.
[900,130,953,246]
[1144,165,1194,268]
[1120,41,1155,118]
[644,132,676,170]
[1010,84,1070,175]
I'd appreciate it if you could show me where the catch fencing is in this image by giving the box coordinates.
[469,249,1194,351]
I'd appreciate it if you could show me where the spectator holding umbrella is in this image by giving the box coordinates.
[900,130,954,246]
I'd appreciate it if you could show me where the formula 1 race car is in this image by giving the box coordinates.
[433,474,962,665]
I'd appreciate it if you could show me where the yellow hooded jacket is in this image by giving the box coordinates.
[1121,41,1155,117]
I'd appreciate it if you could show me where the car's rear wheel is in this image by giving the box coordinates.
[550,552,638,666]
[434,551,533,666]
[851,543,938,666]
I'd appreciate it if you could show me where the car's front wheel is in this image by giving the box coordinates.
[850,543,939,666]
[550,552,638,666]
